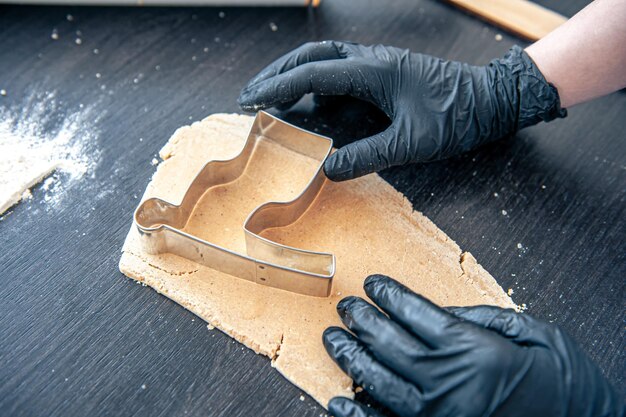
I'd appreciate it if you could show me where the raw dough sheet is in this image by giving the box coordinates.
[119,113,515,407]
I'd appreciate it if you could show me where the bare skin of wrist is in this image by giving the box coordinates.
[525,0,626,108]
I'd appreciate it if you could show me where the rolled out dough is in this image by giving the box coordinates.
[119,113,516,407]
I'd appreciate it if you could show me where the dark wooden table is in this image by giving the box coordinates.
[1,1,624,415]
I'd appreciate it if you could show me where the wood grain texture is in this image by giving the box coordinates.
[0,1,623,416]
[443,0,567,40]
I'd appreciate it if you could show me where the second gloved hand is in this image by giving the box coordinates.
[323,274,622,417]
[238,41,566,181]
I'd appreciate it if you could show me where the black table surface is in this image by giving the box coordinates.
[1,1,624,416]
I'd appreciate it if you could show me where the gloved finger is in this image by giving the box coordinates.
[363,274,458,348]
[446,305,509,328]
[238,60,372,112]
[336,296,431,387]
[328,397,384,417]
[323,327,425,417]
[447,305,554,347]
[244,40,345,88]
[324,127,398,181]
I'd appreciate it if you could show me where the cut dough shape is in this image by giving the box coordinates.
[119,113,516,407]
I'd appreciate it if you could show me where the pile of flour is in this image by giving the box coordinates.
[0,91,100,216]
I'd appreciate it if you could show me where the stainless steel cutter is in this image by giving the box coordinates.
[134,111,335,297]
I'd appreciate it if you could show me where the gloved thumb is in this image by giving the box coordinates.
[324,127,398,181]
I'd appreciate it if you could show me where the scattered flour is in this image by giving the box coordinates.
[0,91,100,215]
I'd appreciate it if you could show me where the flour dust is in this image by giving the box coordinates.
[0,91,101,217]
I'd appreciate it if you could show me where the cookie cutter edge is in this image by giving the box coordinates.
[133,111,335,297]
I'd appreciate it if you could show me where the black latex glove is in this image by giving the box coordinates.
[238,41,566,181]
[323,274,623,417]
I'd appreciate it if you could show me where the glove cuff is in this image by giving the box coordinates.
[489,45,567,133]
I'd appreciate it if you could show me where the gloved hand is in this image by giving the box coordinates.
[323,274,623,417]
[238,41,566,181]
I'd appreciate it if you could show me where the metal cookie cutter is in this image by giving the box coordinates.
[134,111,335,297]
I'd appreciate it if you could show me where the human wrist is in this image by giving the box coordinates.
[487,46,567,136]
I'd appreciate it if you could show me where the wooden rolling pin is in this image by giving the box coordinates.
[444,0,568,41]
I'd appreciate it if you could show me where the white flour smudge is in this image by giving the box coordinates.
[0,91,101,216]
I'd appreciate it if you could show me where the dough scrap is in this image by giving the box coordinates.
[119,113,516,407]
[0,149,57,214]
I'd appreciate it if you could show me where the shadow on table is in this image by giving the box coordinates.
[271,94,616,223]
